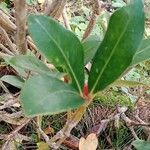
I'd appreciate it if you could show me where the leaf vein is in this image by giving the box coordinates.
[91,13,131,93]
[34,18,82,93]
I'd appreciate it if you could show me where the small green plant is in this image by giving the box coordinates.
[2,0,149,116]
[1,0,150,147]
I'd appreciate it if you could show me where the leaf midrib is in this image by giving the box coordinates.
[136,45,150,55]
[90,12,131,94]
[34,18,82,94]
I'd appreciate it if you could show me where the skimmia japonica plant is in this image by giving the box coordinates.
[2,0,148,118]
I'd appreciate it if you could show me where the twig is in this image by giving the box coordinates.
[0,111,23,118]
[0,44,14,55]
[134,109,150,140]
[27,36,38,52]
[14,0,27,54]
[0,51,11,60]
[0,134,7,140]
[82,0,101,41]
[49,105,87,148]
[37,115,42,140]
[0,97,18,110]
[62,8,71,30]
[95,108,126,136]
[0,112,26,125]
[0,26,18,54]
[0,81,10,94]
[38,127,50,144]
[44,0,67,19]
[0,10,16,33]
[34,120,58,149]
[63,135,79,149]
[0,8,15,21]
[2,118,30,150]
[118,107,140,140]
[8,111,23,118]
[96,119,110,135]
[129,126,139,140]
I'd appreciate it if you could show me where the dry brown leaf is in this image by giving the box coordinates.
[43,126,54,135]
[79,137,86,150]
[79,133,98,150]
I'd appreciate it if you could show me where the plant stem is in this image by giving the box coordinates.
[14,0,27,54]
[49,95,93,148]
[37,115,42,141]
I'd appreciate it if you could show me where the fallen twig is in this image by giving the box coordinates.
[0,26,18,54]
[2,118,30,150]
[118,106,140,140]
[44,0,67,19]
[49,105,87,148]
[82,0,101,41]
[0,81,10,94]
[0,44,14,55]
[0,97,18,110]
[0,10,16,33]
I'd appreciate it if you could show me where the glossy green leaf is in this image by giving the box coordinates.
[132,38,150,65]
[9,55,61,78]
[28,15,84,93]
[112,79,148,87]
[82,35,101,65]
[21,74,84,117]
[9,55,50,72]
[88,0,145,94]
[132,140,150,150]
[4,55,27,77]
[0,75,24,88]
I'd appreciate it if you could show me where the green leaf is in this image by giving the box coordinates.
[88,0,145,94]
[9,55,59,77]
[0,2,9,12]
[82,35,101,65]
[28,15,84,94]
[132,140,150,150]
[21,74,84,117]
[4,55,27,77]
[112,79,148,87]
[4,55,61,78]
[132,38,150,65]
[0,75,24,88]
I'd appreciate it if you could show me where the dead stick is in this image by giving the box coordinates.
[49,105,87,148]
[14,0,27,54]
[2,119,30,150]
[44,0,67,19]
[0,27,18,54]
[0,81,10,94]
[0,10,16,33]
[82,0,101,41]
[0,98,19,110]
[0,44,14,55]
